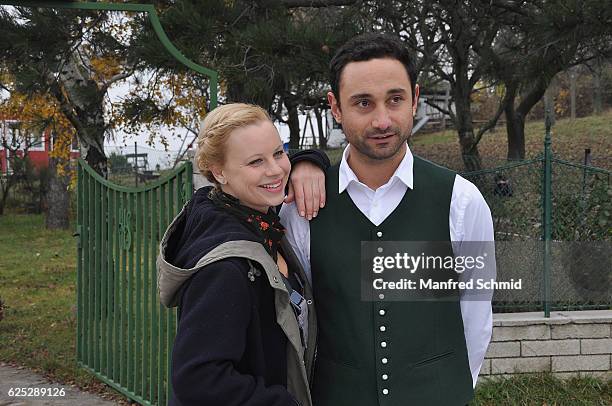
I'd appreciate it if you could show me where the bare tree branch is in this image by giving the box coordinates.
[424,98,452,117]
[100,70,134,93]
[473,94,508,146]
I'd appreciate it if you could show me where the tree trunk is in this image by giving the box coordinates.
[45,157,70,229]
[593,60,603,115]
[313,107,327,149]
[504,83,526,161]
[505,112,526,161]
[0,181,12,216]
[504,76,549,161]
[284,98,301,150]
[543,80,556,127]
[50,56,109,177]
[453,79,482,172]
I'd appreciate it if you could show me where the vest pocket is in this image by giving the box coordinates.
[411,350,455,369]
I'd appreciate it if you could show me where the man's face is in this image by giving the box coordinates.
[328,58,419,162]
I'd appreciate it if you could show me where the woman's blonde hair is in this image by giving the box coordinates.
[196,103,271,184]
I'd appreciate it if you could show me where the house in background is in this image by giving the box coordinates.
[0,118,80,175]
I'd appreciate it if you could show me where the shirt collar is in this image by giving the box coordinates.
[338,143,414,193]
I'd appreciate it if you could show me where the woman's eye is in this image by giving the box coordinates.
[248,158,263,166]
[274,150,285,158]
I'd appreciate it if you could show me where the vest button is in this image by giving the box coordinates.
[307,299,313,305]
[378,293,385,300]
[380,326,386,332]
[382,388,389,395]
[379,309,386,316]
[381,358,388,364]
[377,247,383,253]
[382,374,388,380]
[380,341,387,348]
[377,231,383,237]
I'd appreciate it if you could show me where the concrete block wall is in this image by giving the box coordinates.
[479,310,612,380]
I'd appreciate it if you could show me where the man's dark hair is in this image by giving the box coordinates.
[330,33,418,102]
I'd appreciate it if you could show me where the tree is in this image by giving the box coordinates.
[360,0,510,171]
[0,122,34,216]
[479,0,612,160]
[0,5,137,176]
[0,88,75,227]
[131,0,358,149]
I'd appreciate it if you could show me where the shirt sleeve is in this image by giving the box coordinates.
[279,202,312,285]
[450,174,495,388]
[171,259,299,406]
[289,149,331,172]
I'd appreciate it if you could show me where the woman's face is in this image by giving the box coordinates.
[215,120,290,213]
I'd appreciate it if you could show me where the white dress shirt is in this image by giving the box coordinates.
[279,145,494,388]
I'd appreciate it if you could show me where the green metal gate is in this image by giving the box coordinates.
[76,159,192,406]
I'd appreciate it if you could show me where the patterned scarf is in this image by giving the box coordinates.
[208,187,285,261]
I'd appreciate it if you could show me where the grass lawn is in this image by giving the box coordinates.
[1,206,611,402]
[475,374,612,406]
[0,214,129,404]
[409,110,612,171]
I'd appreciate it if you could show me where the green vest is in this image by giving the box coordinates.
[310,156,473,406]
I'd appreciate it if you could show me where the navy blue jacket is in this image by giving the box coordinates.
[164,188,299,406]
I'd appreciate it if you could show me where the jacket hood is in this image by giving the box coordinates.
[157,187,265,307]
[164,186,260,270]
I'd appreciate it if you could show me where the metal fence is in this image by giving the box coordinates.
[76,158,192,406]
[462,157,610,314]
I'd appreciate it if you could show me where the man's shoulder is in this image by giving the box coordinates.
[454,174,483,196]
[452,174,491,216]
[412,155,457,192]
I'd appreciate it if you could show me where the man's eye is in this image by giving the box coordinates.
[390,96,404,104]
[248,158,263,166]
[357,99,370,108]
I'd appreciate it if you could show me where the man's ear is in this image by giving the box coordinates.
[412,84,420,117]
[328,91,342,123]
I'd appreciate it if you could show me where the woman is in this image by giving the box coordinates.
[157,103,316,406]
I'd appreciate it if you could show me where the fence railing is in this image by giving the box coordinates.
[76,159,192,406]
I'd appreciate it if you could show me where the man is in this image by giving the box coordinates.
[281,33,494,405]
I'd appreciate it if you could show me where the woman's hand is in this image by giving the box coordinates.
[284,161,326,220]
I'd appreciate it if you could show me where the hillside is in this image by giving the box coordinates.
[410,111,612,171]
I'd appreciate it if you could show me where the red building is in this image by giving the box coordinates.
[0,119,80,175]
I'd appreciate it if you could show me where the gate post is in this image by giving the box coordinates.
[542,109,553,318]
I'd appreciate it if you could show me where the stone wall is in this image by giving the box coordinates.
[479,310,612,380]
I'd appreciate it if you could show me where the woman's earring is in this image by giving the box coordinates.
[218,179,226,185]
